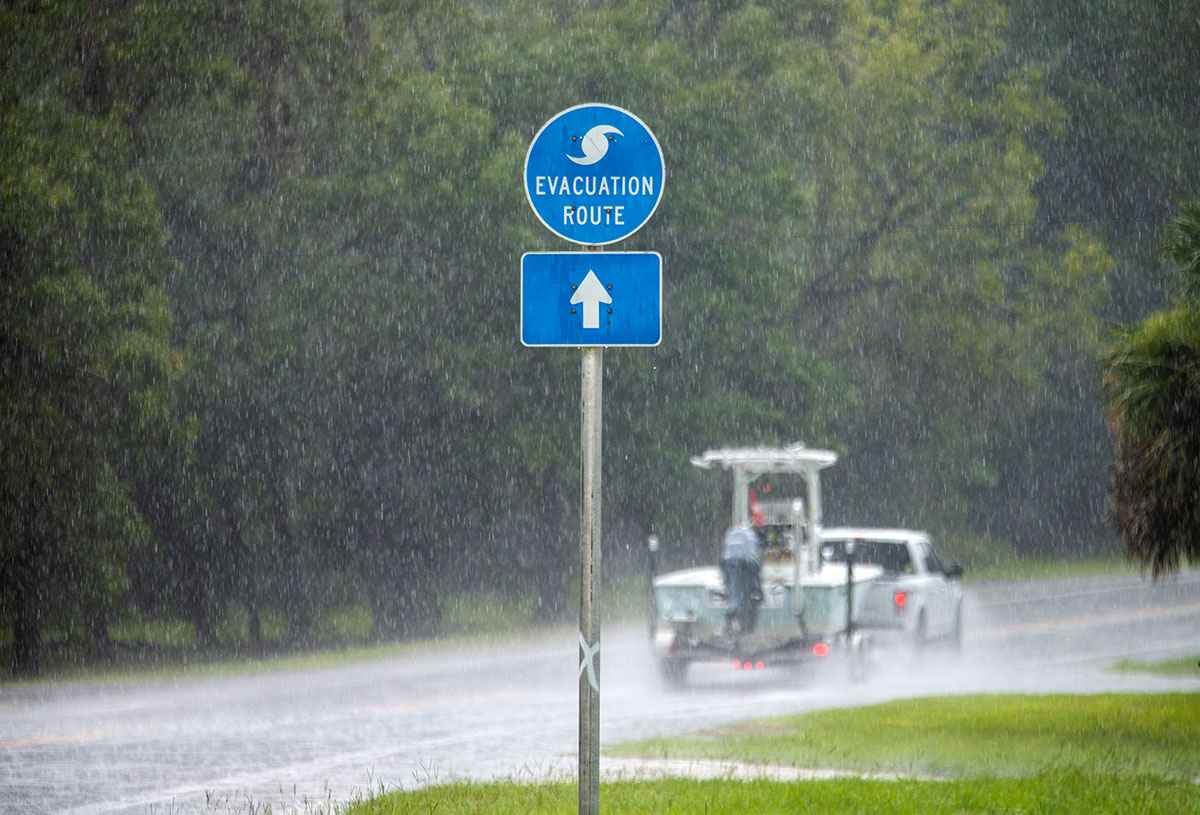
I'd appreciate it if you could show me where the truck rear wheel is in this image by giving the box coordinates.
[911,611,928,651]
[949,605,963,653]
[659,657,689,687]
[847,634,873,683]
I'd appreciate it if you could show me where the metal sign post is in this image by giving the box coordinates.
[522,103,664,815]
[578,342,602,815]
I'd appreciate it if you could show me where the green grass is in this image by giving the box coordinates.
[440,592,544,636]
[2,637,417,686]
[105,616,198,647]
[5,570,654,684]
[1111,655,1200,677]
[607,694,1200,780]
[349,694,1200,814]
[963,556,1137,583]
[2,602,385,684]
[1,605,561,686]
[347,772,1199,815]
[0,560,1147,684]
[928,531,1135,583]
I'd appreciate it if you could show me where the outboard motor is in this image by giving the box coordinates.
[720,526,763,635]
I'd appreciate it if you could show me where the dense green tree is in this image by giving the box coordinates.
[135,0,508,638]
[0,101,182,676]
[763,0,1110,542]
[445,0,1111,568]
[2,0,263,663]
[1104,201,1200,577]
[3,0,1156,670]
[1000,0,1200,555]
[1008,0,1200,317]
[136,0,355,643]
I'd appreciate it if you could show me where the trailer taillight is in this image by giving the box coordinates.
[813,643,829,657]
[732,661,766,671]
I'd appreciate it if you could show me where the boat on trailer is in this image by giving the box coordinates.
[649,445,881,684]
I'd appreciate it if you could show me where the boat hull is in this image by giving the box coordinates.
[652,562,881,659]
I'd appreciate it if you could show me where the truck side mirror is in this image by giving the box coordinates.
[946,563,964,580]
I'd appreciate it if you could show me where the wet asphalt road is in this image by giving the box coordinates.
[3,570,1199,815]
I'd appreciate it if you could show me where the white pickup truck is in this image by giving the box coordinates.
[819,528,965,649]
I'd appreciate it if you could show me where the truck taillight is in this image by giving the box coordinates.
[894,591,908,613]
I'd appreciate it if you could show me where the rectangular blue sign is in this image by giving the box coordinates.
[521,252,662,347]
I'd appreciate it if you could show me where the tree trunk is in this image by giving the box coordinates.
[88,610,113,656]
[11,517,45,678]
[370,581,440,641]
[247,598,263,648]
[267,465,312,646]
[184,579,216,650]
[370,589,398,642]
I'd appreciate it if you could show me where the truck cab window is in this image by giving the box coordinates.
[826,540,913,575]
[921,542,945,574]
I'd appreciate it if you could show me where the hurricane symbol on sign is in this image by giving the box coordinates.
[567,125,622,166]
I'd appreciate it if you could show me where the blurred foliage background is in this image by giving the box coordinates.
[2,0,1197,676]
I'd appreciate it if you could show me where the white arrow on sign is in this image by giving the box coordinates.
[570,270,612,329]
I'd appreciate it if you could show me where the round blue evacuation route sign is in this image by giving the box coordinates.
[524,104,665,246]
